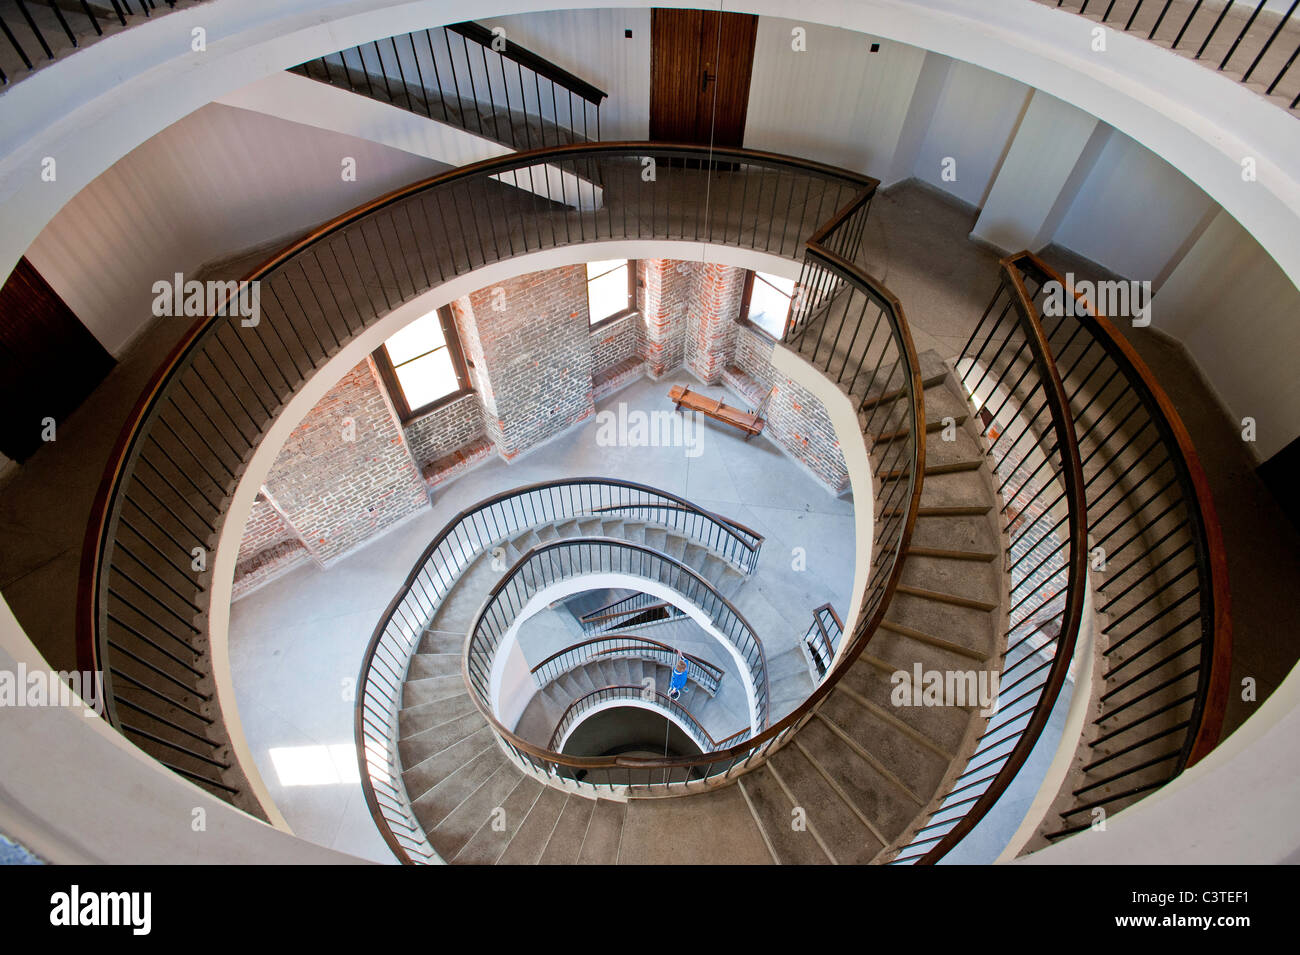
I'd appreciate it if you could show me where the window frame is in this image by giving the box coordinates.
[372,305,473,422]
[586,259,638,331]
[738,269,796,342]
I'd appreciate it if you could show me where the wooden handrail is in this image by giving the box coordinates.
[546,685,743,753]
[580,601,672,625]
[73,141,916,861]
[529,633,724,685]
[914,255,1091,863]
[446,21,608,105]
[1014,252,1232,768]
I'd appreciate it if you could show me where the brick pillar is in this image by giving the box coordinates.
[452,265,595,460]
[686,263,746,384]
[638,259,693,378]
[260,356,428,565]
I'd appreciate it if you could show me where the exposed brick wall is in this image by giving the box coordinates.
[590,312,643,378]
[234,259,852,581]
[730,325,850,493]
[453,265,595,459]
[686,263,745,384]
[403,391,487,466]
[260,356,428,565]
[639,259,694,377]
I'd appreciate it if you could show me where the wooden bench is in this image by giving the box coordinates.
[668,385,768,439]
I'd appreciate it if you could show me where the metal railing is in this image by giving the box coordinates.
[548,685,747,756]
[0,0,205,87]
[1040,0,1300,111]
[73,141,926,863]
[465,537,768,737]
[77,143,861,817]
[802,603,844,680]
[531,634,724,695]
[580,592,683,635]
[352,479,758,863]
[890,250,1230,862]
[1003,253,1231,840]
[891,255,1090,864]
[290,21,607,149]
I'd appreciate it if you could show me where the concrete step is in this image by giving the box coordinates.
[398,691,476,740]
[411,744,509,835]
[716,565,746,599]
[397,710,490,772]
[618,785,773,864]
[883,589,999,659]
[402,673,468,708]
[576,799,627,864]
[538,794,598,864]
[553,518,583,538]
[643,525,669,552]
[767,740,883,863]
[899,553,1001,609]
[795,716,921,845]
[399,723,495,803]
[907,512,1000,556]
[819,689,949,804]
[406,653,461,682]
[838,655,972,757]
[429,762,526,860]
[913,466,993,511]
[418,629,464,655]
[768,645,811,682]
[452,773,546,864]
[739,766,833,864]
[497,785,569,864]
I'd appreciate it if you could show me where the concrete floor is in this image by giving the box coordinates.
[3,179,1296,864]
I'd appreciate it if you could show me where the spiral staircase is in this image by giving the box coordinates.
[62,131,1232,863]
[0,4,1245,866]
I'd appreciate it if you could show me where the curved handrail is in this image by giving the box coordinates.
[73,140,922,862]
[352,479,763,863]
[547,685,746,754]
[580,593,680,634]
[290,20,608,152]
[75,141,866,812]
[590,503,763,549]
[893,255,1090,864]
[530,633,725,693]
[464,536,769,733]
[1037,1,1299,113]
[1008,252,1232,789]
[802,603,844,679]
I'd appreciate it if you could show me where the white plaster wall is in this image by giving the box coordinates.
[23,103,445,356]
[971,89,1100,253]
[488,8,652,142]
[1154,208,1300,462]
[4,0,1298,294]
[1052,131,1217,285]
[744,18,927,175]
[912,58,1032,208]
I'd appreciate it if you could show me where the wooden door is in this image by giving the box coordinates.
[650,9,758,148]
